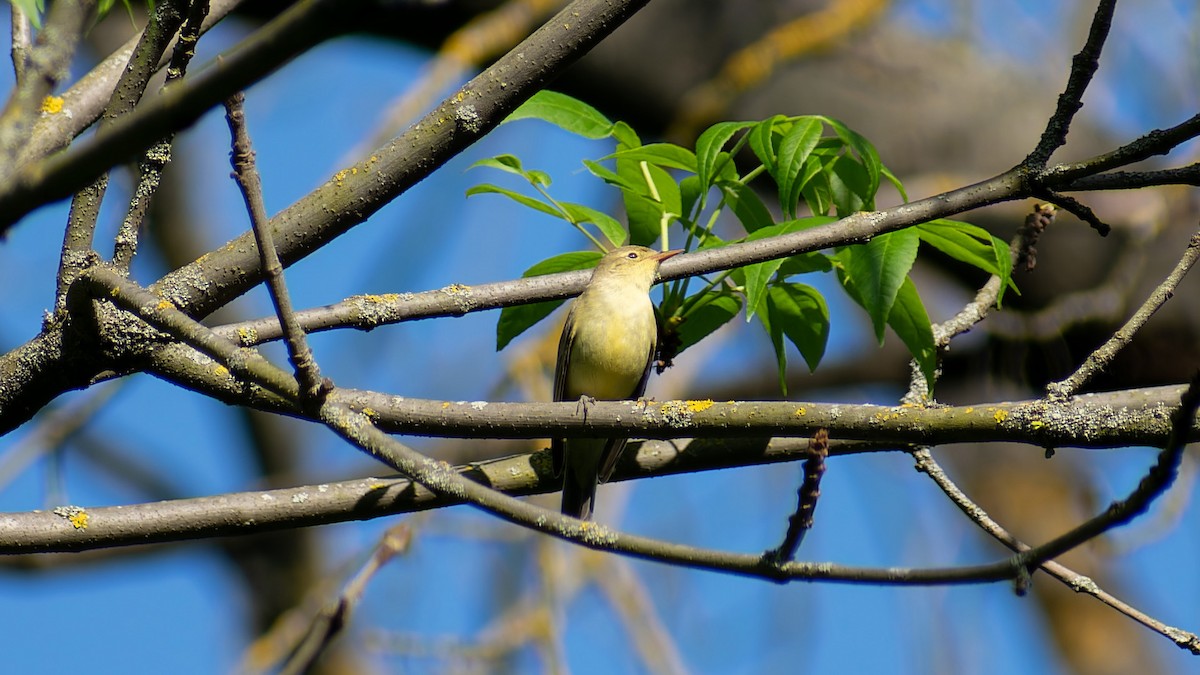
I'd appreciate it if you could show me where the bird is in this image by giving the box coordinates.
[552,245,682,519]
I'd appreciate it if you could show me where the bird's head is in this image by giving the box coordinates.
[591,245,682,291]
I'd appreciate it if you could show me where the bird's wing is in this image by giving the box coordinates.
[550,304,579,478]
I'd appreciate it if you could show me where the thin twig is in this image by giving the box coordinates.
[764,428,828,564]
[1012,371,1200,578]
[114,0,212,271]
[1065,164,1200,191]
[1048,229,1200,400]
[9,1,32,84]
[224,93,327,401]
[17,0,242,168]
[1031,187,1110,236]
[278,524,412,675]
[911,448,1200,654]
[54,0,190,310]
[1022,0,1117,168]
[1048,113,1200,182]
[0,0,90,179]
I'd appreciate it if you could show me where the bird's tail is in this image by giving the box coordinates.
[560,473,596,520]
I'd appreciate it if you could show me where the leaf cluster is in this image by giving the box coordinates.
[469,92,1015,394]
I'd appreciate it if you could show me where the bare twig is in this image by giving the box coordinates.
[0,382,122,491]
[54,0,190,310]
[1048,230,1200,400]
[0,0,91,179]
[1031,188,1110,236]
[277,524,412,675]
[113,0,212,271]
[224,92,327,401]
[911,448,1200,654]
[1022,0,1117,168]
[764,428,828,564]
[16,0,241,168]
[0,438,878,554]
[9,1,32,84]
[1049,113,1200,182]
[1065,163,1200,191]
[1011,371,1200,580]
[0,0,357,231]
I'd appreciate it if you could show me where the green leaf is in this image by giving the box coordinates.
[765,283,830,372]
[916,219,1001,273]
[828,154,871,215]
[820,116,882,200]
[504,90,614,139]
[695,121,754,190]
[749,115,785,180]
[799,156,833,216]
[741,217,837,319]
[611,121,641,148]
[468,154,550,187]
[496,251,602,350]
[676,291,743,353]
[881,165,908,203]
[605,143,698,173]
[582,159,641,192]
[917,219,1017,305]
[560,202,626,247]
[617,160,679,246]
[838,228,920,342]
[680,175,703,223]
[887,277,937,394]
[755,298,790,396]
[13,0,45,28]
[777,251,833,277]
[465,184,562,219]
[720,180,775,233]
[776,117,823,218]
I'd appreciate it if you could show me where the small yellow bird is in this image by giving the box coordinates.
[553,245,682,519]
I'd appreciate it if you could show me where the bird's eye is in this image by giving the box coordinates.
[626,251,639,259]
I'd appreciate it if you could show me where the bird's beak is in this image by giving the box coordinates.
[654,249,684,262]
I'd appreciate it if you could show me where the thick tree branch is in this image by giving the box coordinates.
[0,436,877,554]
[0,0,357,231]
[16,0,241,168]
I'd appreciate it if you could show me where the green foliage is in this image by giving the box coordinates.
[13,0,139,30]
[495,251,602,351]
[469,91,1017,395]
[11,0,46,28]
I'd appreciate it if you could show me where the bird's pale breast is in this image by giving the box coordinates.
[564,288,655,401]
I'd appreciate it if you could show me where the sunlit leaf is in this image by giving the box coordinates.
[676,291,743,353]
[887,277,936,394]
[765,283,830,373]
[560,202,627,247]
[465,184,562,219]
[695,121,754,190]
[504,90,614,139]
[838,228,920,342]
[496,251,602,350]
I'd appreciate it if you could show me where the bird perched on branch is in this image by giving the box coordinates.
[553,245,681,519]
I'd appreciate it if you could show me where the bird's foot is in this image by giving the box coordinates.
[575,395,597,420]
[633,396,655,414]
